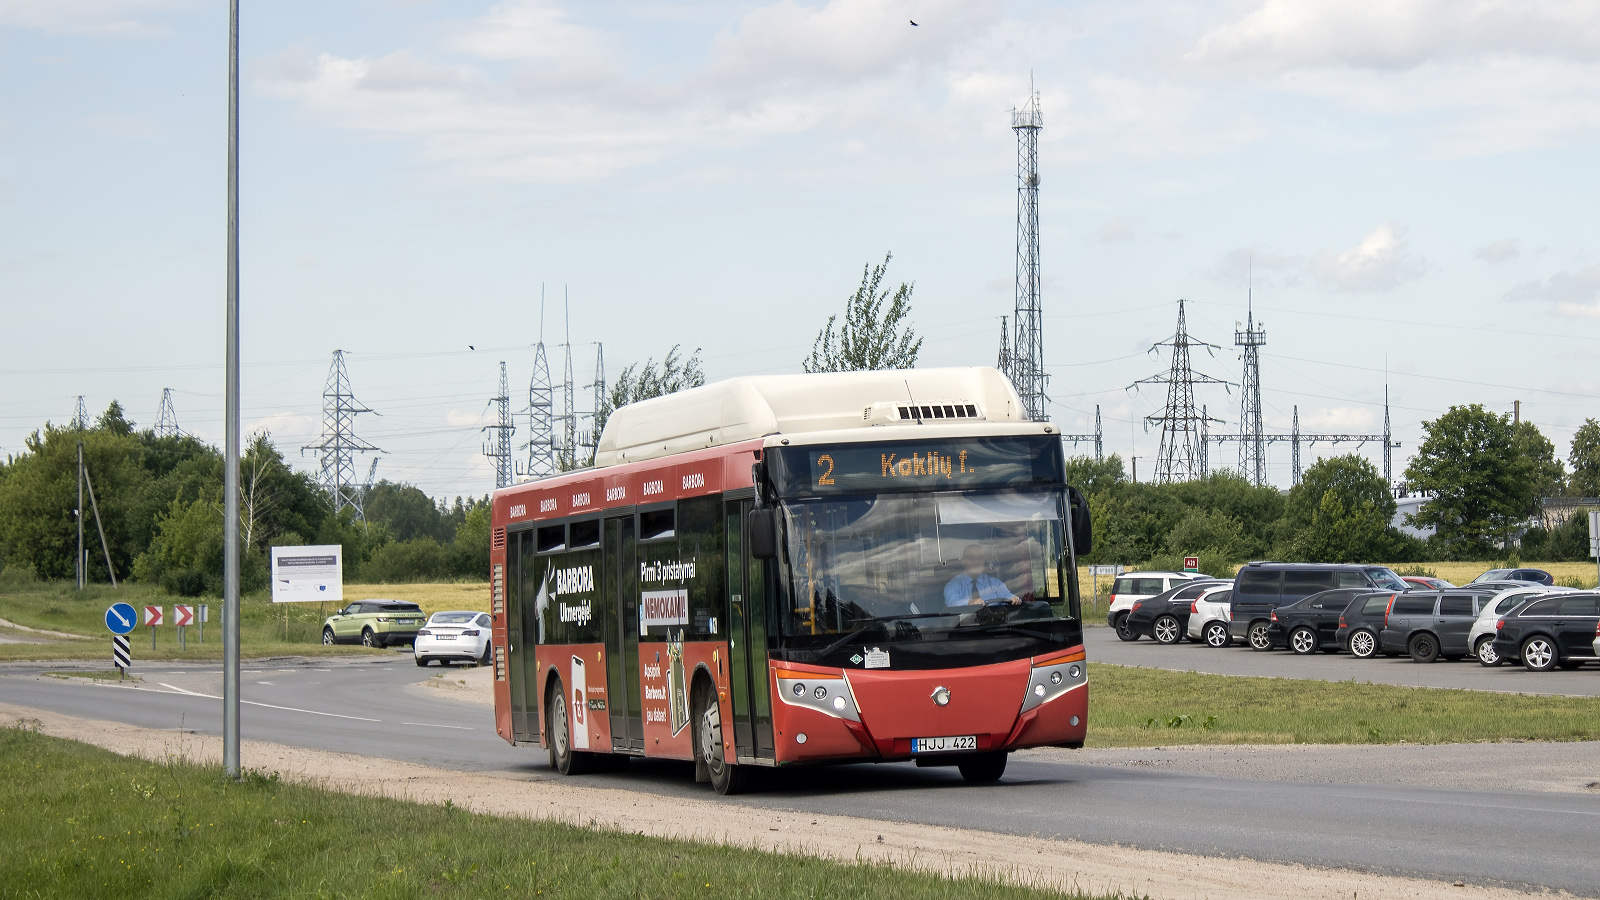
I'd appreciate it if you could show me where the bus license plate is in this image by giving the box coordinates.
[912,735,976,753]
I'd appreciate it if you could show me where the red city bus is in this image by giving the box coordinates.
[488,367,1092,793]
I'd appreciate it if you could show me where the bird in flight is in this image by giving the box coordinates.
[910,19,918,26]
[469,345,476,350]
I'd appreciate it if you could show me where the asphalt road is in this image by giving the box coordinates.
[1085,624,1600,696]
[4,654,1598,895]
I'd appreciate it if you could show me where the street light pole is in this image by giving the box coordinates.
[222,0,241,780]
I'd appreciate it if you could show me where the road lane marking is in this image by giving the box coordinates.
[401,722,474,730]
[135,682,384,722]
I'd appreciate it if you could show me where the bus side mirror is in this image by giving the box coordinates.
[748,509,779,560]
[1067,486,1092,556]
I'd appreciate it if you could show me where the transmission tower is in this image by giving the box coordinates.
[71,396,89,430]
[482,362,515,489]
[1235,299,1267,486]
[302,350,381,521]
[996,315,1011,374]
[155,388,182,438]
[1011,81,1048,421]
[522,288,556,480]
[558,288,577,471]
[1059,404,1103,461]
[1130,300,1228,483]
[578,343,605,465]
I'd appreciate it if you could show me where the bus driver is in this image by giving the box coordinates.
[944,544,1021,607]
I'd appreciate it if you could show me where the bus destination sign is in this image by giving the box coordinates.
[775,436,1059,495]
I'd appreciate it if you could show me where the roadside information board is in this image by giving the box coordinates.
[271,545,344,603]
[105,602,136,635]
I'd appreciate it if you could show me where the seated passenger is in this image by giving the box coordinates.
[944,544,1021,607]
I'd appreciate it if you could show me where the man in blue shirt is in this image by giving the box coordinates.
[944,544,1020,607]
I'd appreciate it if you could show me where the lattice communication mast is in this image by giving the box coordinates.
[303,350,381,521]
[579,343,605,466]
[483,361,515,489]
[1131,300,1228,483]
[1235,301,1267,486]
[559,289,577,471]
[155,388,182,438]
[1010,83,1048,421]
[522,289,557,480]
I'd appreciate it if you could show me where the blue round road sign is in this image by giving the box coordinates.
[105,602,137,635]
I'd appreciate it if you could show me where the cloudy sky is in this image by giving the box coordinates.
[5,0,1600,498]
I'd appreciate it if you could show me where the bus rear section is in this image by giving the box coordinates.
[488,367,1091,793]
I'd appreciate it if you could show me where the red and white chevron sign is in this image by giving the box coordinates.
[173,605,194,627]
[143,606,164,627]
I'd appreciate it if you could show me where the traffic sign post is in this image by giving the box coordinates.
[112,634,130,679]
[1590,511,1599,588]
[144,606,164,650]
[106,602,137,680]
[175,605,194,650]
[1184,556,1200,573]
[1087,564,1123,606]
[199,604,209,644]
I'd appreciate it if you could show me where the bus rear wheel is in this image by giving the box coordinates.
[547,677,593,776]
[957,751,1008,783]
[696,684,750,795]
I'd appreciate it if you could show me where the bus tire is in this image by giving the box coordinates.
[546,676,592,776]
[957,751,1008,783]
[696,681,750,795]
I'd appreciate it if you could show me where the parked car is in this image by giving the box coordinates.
[1187,585,1236,647]
[1231,562,1411,650]
[1378,589,1499,663]
[321,599,426,648]
[1471,585,1575,666]
[1261,588,1380,654]
[1471,568,1554,586]
[1124,580,1231,644]
[1402,576,1456,590]
[1491,593,1600,671]
[1107,571,1213,641]
[414,610,494,667]
[1337,591,1398,659]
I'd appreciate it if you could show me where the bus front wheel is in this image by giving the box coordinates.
[957,751,1008,783]
[695,683,751,795]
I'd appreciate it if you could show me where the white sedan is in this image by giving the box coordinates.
[414,611,493,667]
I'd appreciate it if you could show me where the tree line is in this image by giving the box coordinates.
[0,402,493,595]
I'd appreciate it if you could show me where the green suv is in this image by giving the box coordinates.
[322,600,426,648]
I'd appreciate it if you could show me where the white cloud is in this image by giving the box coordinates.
[1297,406,1377,432]
[1185,0,1600,156]
[1505,263,1600,317]
[1475,237,1520,263]
[0,0,193,37]
[1308,223,1424,292]
[1210,247,1305,288]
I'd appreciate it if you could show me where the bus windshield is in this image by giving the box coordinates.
[775,488,1078,668]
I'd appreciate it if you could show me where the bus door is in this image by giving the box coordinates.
[725,499,775,760]
[604,514,643,752]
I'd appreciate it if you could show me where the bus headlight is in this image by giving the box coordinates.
[1021,656,1087,713]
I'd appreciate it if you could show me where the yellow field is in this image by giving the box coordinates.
[1378,561,1598,589]
[342,582,493,613]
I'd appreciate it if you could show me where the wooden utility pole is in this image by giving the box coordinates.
[76,442,84,590]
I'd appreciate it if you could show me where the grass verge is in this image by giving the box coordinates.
[1087,662,1600,747]
[0,725,1130,900]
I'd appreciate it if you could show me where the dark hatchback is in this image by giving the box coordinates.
[1336,591,1398,659]
[1491,593,1600,671]
[1379,589,1501,663]
[1262,589,1384,654]
[1471,567,1555,586]
[1123,580,1231,644]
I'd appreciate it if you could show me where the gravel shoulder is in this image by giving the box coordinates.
[0,700,1555,900]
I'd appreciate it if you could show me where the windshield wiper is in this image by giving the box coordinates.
[964,623,1067,643]
[813,613,956,657]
